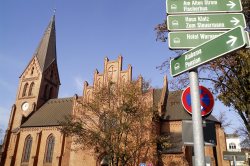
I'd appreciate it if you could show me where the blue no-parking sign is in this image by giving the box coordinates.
[181,85,214,116]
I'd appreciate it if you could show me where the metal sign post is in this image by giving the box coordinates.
[189,69,205,166]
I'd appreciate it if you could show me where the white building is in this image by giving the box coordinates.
[226,134,241,152]
[225,134,247,166]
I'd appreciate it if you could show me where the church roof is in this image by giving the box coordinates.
[34,15,57,72]
[21,97,73,127]
[154,89,219,122]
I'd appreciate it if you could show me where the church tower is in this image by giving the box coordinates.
[0,16,61,165]
[10,15,60,130]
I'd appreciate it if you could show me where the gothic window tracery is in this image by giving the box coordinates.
[22,83,29,97]
[28,82,34,96]
[21,135,33,163]
[44,134,55,163]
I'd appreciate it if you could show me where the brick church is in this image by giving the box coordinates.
[0,16,230,166]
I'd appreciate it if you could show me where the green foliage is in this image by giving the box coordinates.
[201,49,250,133]
[215,51,249,111]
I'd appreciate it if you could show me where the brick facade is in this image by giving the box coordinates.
[0,16,229,166]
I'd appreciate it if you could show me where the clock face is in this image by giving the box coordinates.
[21,102,29,111]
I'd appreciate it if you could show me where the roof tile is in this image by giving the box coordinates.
[21,97,73,127]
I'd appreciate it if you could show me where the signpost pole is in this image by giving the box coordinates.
[233,155,236,166]
[189,69,205,166]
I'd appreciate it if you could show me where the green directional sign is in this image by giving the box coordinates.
[167,13,246,31]
[169,31,224,49]
[170,26,246,77]
[166,0,242,14]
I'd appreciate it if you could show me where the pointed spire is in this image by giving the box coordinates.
[34,15,57,72]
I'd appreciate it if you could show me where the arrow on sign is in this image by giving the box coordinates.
[166,0,243,14]
[227,1,236,9]
[170,26,246,77]
[230,17,240,25]
[227,36,237,46]
[167,13,246,31]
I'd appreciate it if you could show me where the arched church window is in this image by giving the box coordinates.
[22,83,29,97]
[44,134,55,163]
[31,67,34,75]
[44,84,48,99]
[28,82,35,96]
[22,135,33,163]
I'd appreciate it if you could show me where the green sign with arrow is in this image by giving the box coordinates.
[168,31,224,49]
[166,0,242,14]
[167,13,246,31]
[170,26,246,77]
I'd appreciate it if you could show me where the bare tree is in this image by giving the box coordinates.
[216,111,232,131]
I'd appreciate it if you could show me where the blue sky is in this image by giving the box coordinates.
[0,0,241,138]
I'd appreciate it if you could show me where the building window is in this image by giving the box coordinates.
[22,83,29,97]
[22,135,33,163]
[28,82,34,96]
[229,143,236,149]
[44,134,55,163]
[31,67,34,75]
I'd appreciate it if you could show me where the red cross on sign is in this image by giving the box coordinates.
[181,85,214,116]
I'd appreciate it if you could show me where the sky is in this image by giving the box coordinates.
[0,0,242,139]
